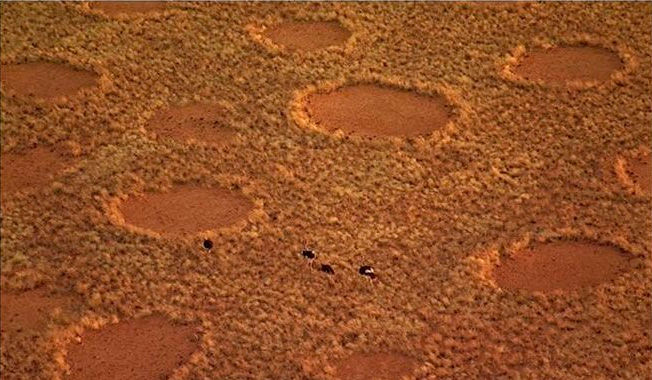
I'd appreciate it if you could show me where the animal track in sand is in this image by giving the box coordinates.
[65,315,199,380]
[89,1,168,17]
[0,147,71,201]
[493,241,633,292]
[117,185,254,236]
[513,46,623,85]
[0,288,73,338]
[305,84,453,138]
[263,21,351,51]
[335,352,418,380]
[0,62,98,101]
[146,103,236,146]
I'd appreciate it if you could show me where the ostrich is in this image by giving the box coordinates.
[301,248,316,267]
[358,265,376,283]
[320,264,335,275]
[203,238,214,253]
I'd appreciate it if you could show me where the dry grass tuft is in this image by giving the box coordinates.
[1,2,650,379]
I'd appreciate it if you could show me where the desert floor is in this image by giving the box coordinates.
[0,2,651,379]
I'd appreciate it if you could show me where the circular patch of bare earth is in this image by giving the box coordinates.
[625,152,652,195]
[118,185,254,236]
[0,62,98,101]
[0,288,72,338]
[65,315,199,380]
[146,103,236,146]
[89,1,168,17]
[493,241,633,293]
[263,21,351,52]
[513,46,623,85]
[306,85,453,138]
[0,147,70,202]
[335,352,418,380]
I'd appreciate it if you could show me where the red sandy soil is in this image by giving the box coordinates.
[0,147,70,200]
[89,1,168,17]
[0,289,72,337]
[627,153,652,195]
[493,241,633,292]
[471,1,531,5]
[146,103,236,146]
[65,315,198,380]
[335,352,418,380]
[118,185,254,236]
[0,2,649,378]
[0,62,98,101]
[514,46,623,85]
[306,85,452,137]
[263,21,351,52]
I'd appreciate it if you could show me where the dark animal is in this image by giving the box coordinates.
[320,264,335,275]
[302,249,316,260]
[302,249,316,267]
[359,265,376,281]
[203,239,213,252]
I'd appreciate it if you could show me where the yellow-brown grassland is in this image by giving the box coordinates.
[1,1,650,379]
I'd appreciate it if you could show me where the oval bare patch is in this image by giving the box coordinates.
[0,62,98,101]
[335,352,418,380]
[263,21,351,52]
[0,289,72,338]
[493,241,632,292]
[118,185,254,236]
[89,1,168,16]
[513,46,623,85]
[306,85,452,138]
[65,316,198,380]
[146,103,236,146]
[1,147,70,200]
[626,152,652,195]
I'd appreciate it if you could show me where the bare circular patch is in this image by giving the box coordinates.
[146,103,236,146]
[513,46,623,85]
[0,289,72,337]
[89,1,168,17]
[493,241,632,292]
[0,62,98,101]
[263,21,351,52]
[305,84,452,138]
[625,152,651,195]
[65,315,198,380]
[1,147,70,200]
[118,185,254,236]
[335,352,418,380]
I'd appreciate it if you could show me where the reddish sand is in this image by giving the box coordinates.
[146,103,236,145]
[335,352,418,380]
[89,1,168,16]
[306,85,452,137]
[0,62,98,101]
[493,241,632,292]
[627,153,652,195]
[514,46,623,85]
[0,147,70,200]
[0,289,71,337]
[472,1,531,6]
[119,185,254,235]
[263,21,351,51]
[65,315,198,380]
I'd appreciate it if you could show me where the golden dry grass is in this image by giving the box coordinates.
[1,2,651,379]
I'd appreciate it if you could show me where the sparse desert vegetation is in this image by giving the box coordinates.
[1,2,650,379]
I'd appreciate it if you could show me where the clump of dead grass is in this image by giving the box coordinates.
[1,2,650,379]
